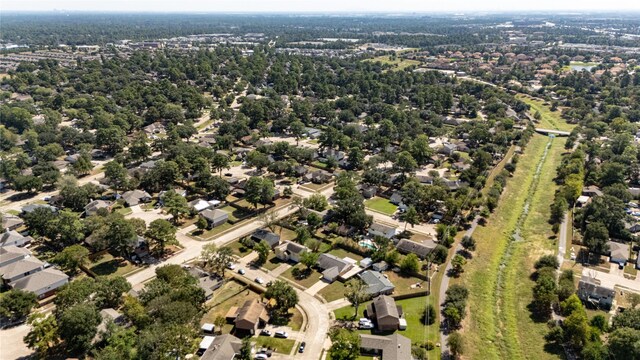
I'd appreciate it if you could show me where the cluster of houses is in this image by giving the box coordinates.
[0,228,69,300]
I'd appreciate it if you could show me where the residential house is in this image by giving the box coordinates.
[365,295,403,331]
[143,122,166,135]
[84,199,112,217]
[305,170,332,184]
[334,224,356,237]
[576,195,591,207]
[305,127,323,139]
[0,257,45,283]
[293,165,308,177]
[359,333,413,360]
[577,276,615,309]
[439,143,458,156]
[452,162,471,172]
[0,230,33,248]
[251,229,280,248]
[128,160,157,177]
[189,199,221,213]
[317,253,353,282]
[274,241,309,263]
[359,185,378,199]
[368,222,398,239]
[9,267,69,299]
[200,209,229,229]
[0,246,31,267]
[582,186,603,197]
[389,192,403,206]
[200,334,243,360]
[121,190,152,206]
[359,270,395,296]
[2,215,24,231]
[187,267,224,300]
[233,299,270,334]
[607,241,630,266]
[322,149,346,162]
[395,239,437,260]
[443,179,467,191]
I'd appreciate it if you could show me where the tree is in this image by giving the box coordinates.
[72,151,93,176]
[430,244,449,264]
[608,327,640,360]
[461,235,476,252]
[238,337,253,360]
[534,255,559,270]
[344,278,369,319]
[303,193,329,211]
[612,308,640,330]
[104,161,128,193]
[400,253,420,274]
[447,332,465,359]
[58,303,101,354]
[24,313,60,358]
[93,323,137,360]
[208,175,231,199]
[290,120,305,145]
[583,221,610,256]
[245,176,275,209]
[295,226,311,244]
[52,244,89,274]
[200,243,234,278]
[264,280,298,319]
[128,133,151,163]
[195,216,208,232]
[328,328,360,360]
[451,254,466,276]
[394,151,418,177]
[421,303,436,325]
[211,153,230,175]
[0,289,37,323]
[95,276,131,309]
[161,190,190,224]
[563,308,589,348]
[246,150,270,173]
[300,251,320,270]
[146,219,177,256]
[533,274,557,317]
[214,315,226,334]
[254,240,270,265]
[400,205,419,230]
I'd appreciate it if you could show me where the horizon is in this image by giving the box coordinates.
[4,0,640,13]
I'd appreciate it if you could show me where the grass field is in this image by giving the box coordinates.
[318,281,346,302]
[253,337,296,354]
[454,134,565,360]
[363,55,420,71]
[517,95,575,132]
[280,264,322,289]
[364,197,397,215]
[88,252,138,277]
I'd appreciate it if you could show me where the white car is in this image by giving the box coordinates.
[255,354,268,360]
[227,263,236,270]
[238,269,246,275]
[359,322,374,329]
[274,331,288,338]
[255,277,264,284]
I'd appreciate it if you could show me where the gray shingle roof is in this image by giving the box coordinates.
[359,333,412,360]
[359,270,395,295]
[0,257,43,280]
[9,267,68,295]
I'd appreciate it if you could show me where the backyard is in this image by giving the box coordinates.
[253,337,296,355]
[334,295,439,359]
[364,197,397,215]
[280,263,322,289]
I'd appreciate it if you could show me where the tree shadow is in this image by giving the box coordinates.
[526,301,552,324]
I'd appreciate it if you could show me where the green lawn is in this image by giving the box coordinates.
[517,95,575,132]
[364,197,397,215]
[262,254,285,271]
[115,207,133,216]
[455,135,565,360]
[200,222,234,239]
[318,281,346,302]
[226,239,252,257]
[280,264,322,289]
[88,252,138,277]
[221,205,254,222]
[253,337,296,354]
[327,248,364,262]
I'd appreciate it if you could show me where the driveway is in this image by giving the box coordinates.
[582,267,640,292]
[0,324,32,359]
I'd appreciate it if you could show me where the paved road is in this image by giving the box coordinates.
[557,212,570,266]
[581,267,640,293]
[234,248,331,359]
[438,216,479,358]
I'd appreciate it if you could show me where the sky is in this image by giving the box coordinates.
[4,0,640,13]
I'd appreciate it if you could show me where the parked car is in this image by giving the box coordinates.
[227,263,236,270]
[259,329,272,336]
[254,354,268,360]
[238,269,246,275]
[298,342,306,353]
[359,322,374,329]
[255,277,265,284]
[274,331,288,338]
